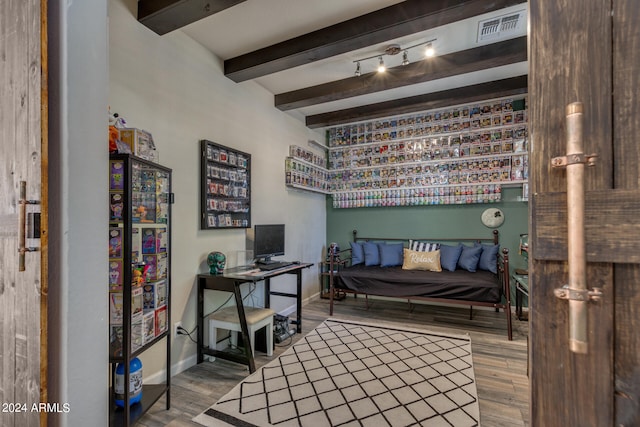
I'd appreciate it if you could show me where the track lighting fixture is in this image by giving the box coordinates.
[352,38,437,76]
[401,50,410,66]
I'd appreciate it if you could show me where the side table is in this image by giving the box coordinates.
[513,274,529,321]
[319,258,347,300]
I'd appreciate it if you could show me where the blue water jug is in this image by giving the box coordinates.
[114,357,143,407]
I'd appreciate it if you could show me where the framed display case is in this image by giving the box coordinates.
[108,154,172,426]
[200,140,251,229]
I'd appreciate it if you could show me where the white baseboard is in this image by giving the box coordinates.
[278,291,320,316]
[144,353,198,384]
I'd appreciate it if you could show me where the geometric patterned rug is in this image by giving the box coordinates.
[193,318,480,427]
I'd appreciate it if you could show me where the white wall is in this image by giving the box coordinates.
[48,0,109,425]
[109,0,326,379]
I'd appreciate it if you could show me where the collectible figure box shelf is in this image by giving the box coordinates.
[317,95,529,208]
[132,287,143,320]
[108,153,172,418]
[141,228,157,254]
[143,312,155,344]
[143,280,166,311]
[156,253,168,279]
[285,144,330,194]
[155,306,168,336]
[110,292,123,325]
[119,128,158,163]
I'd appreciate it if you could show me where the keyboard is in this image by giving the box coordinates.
[258,261,293,271]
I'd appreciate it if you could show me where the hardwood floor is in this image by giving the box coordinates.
[137,297,529,426]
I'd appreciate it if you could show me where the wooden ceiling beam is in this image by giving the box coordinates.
[138,0,247,35]
[224,0,527,82]
[304,75,528,129]
[277,36,527,111]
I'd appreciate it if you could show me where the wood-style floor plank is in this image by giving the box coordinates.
[137,297,529,426]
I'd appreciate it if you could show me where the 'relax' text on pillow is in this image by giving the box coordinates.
[402,248,442,272]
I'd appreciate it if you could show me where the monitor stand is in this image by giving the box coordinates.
[256,258,275,265]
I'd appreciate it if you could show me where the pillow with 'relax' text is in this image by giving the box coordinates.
[402,248,442,272]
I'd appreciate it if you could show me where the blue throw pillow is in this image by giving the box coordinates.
[363,241,381,266]
[350,241,364,265]
[458,245,483,272]
[476,243,500,274]
[439,244,463,272]
[378,243,404,267]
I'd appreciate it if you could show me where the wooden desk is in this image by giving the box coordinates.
[196,263,312,372]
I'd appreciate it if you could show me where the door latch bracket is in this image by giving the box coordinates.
[551,152,598,168]
[554,285,603,302]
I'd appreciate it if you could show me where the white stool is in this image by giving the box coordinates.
[208,306,275,357]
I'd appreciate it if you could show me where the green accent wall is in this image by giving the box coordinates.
[326,187,529,276]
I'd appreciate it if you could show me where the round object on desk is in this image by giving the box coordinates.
[207,251,226,275]
[481,208,505,228]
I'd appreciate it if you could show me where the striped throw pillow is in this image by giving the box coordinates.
[408,240,440,252]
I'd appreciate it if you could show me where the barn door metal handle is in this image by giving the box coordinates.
[18,181,40,272]
[550,102,600,354]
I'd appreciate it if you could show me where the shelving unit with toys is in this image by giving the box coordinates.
[108,153,173,426]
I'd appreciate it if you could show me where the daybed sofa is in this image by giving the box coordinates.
[328,229,513,340]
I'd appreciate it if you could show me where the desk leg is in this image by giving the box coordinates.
[296,270,302,333]
[264,278,271,308]
[234,285,256,373]
[197,279,204,364]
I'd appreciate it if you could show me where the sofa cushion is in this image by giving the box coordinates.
[378,243,404,267]
[402,248,442,272]
[363,241,381,266]
[476,243,500,274]
[350,241,364,265]
[458,245,483,272]
[439,244,463,272]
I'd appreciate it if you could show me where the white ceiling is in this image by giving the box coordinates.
[179,0,529,123]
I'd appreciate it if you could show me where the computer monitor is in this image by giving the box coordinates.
[254,224,285,264]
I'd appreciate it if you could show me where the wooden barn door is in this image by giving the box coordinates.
[0,1,48,426]
[529,0,639,425]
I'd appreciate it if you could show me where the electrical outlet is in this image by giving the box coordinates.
[174,321,182,338]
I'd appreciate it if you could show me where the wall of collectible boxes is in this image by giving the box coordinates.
[286,96,529,208]
[285,145,331,193]
[200,140,251,229]
[109,157,171,358]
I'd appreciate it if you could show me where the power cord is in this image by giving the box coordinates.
[176,325,198,344]
[202,283,261,319]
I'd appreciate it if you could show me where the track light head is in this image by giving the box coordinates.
[377,56,386,73]
[354,61,361,77]
[401,50,409,66]
[424,42,435,58]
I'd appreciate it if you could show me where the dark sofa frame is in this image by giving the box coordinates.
[328,229,513,340]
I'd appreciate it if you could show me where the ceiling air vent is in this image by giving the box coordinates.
[477,10,526,42]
